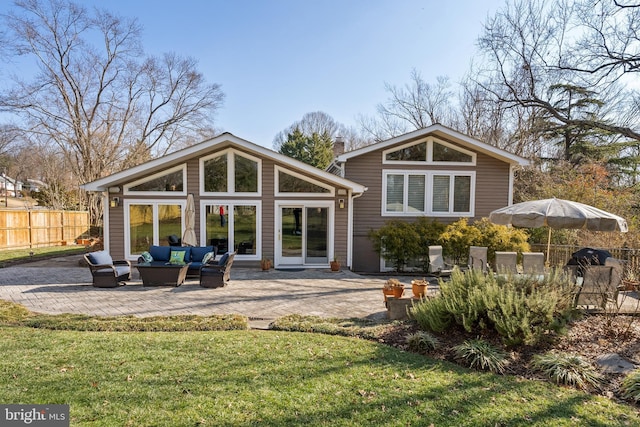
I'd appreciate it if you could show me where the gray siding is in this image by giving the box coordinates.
[344,136,514,273]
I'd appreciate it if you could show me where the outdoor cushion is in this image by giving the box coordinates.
[170,250,186,264]
[140,251,153,263]
[149,245,171,261]
[87,250,113,266]
[169,247,191,263]
[201,251,214,265]
[191,246,215,262]
[217,252,230,266]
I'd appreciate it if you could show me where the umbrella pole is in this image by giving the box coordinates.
[546,228,552,266]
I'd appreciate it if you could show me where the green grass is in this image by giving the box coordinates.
[0,245,87,264]
[1,327,637,426]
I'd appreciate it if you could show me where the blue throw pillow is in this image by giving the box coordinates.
[87,250,113,265]
[217,252,230,266]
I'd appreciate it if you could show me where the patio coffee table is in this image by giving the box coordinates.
[135,263,191,287]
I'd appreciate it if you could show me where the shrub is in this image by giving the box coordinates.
[405,331,439,353]
[620,370,640,402]
[413,217,447,271]
[439,218,483,265]
[531,352,602,390]
[368,220,421,272]
[412,268,577,346]
[473,218,530,264]
[453,339,508,374]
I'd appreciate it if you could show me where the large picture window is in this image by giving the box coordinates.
[201,150,260,195]
[202,202,260,259]
[383,171,474,215]
[126,201,184,257]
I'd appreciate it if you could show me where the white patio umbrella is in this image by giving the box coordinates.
[489,197,628,263]
[182,193,197,247]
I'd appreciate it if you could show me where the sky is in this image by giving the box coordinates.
[2,0,506,148]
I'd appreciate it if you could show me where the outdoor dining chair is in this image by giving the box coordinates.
[468,246,488,273]
[494,251,518,274]
[574,265,617,309]
[522,252,545,275]
[427,245,454,277]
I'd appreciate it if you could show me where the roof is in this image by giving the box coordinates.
[335,124,531,166]
[81,132,367,194]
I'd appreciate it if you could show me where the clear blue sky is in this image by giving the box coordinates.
[3,0,506,148]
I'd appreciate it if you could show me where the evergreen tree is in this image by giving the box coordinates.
[278,128,334,169]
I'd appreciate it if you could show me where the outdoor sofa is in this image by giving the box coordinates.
[138,245,217,277]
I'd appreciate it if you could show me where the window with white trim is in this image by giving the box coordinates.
[125,200,184,258]
[125,165,186,195]
[202,201,261,259]
[200,149,261,195]
[383,171,474,215]
[383,137,476,165]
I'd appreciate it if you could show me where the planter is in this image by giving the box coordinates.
[260,260,271,271]
[411,282,428,298]
[330,261,340,271]
[382,288,395,303]
[392,286,405,299]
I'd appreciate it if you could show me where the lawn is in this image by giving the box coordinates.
[1,325,638,426]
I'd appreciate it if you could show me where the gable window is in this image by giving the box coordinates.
[432,142,473,162]
[275,166,334,196]
[201,149,260,195]
[385,142,426,161]
[383,171,474,216]
[125,166,185,194]
[383,137,476,165]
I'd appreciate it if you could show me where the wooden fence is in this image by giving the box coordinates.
[530,244,640,271]
[0,209,90,250]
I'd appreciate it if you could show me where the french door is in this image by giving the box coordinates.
[276,202,332,267]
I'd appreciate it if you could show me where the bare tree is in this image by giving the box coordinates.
[475,0,640,161]
[0,0,224,223]
[358,70,456,141]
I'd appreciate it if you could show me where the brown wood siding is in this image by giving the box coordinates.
[344,139,514,272]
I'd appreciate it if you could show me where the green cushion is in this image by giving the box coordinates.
[169,250,186,264]
[140,251,153,263]
[201,251,214,265]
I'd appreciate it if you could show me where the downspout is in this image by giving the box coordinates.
[508,165,515,205]
[347,189,366,269]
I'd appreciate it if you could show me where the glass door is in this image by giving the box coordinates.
[279,207,303,265]
[305,207,328,264]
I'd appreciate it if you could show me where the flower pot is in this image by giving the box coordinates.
[261,260,271,271]
[412,282,428,298]
[382,288,395,303]
[392,286,404,298]
[330,261,340,271]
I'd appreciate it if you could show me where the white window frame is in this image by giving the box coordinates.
[123,165,187,196]
[381,170,475,217]
[382,136,476,166]
[274,165,335,197]
[199,148,262,197]
[199,199,262,261]
[123,199,186,259]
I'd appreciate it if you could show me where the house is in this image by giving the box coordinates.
[82,125,530,272]
[81,133,366,269]
[0,173,22,197]
[330,124,531,272]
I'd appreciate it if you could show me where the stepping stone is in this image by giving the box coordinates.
[595,353,637,374]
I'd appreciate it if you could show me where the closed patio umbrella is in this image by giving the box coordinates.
[489,197,628,263]
[182,193,197,247]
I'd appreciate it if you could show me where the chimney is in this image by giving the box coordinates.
[333,136,345,156]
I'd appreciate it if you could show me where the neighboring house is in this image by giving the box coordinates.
[81,133,366,270]
[330,124,531,273]
[0,173,22,197]
[81,125,530,272]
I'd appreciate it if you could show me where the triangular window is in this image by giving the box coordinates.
[385,142,426,161]
[128,168,184,192]
[278,170,331,193]
[432,142,472,162]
